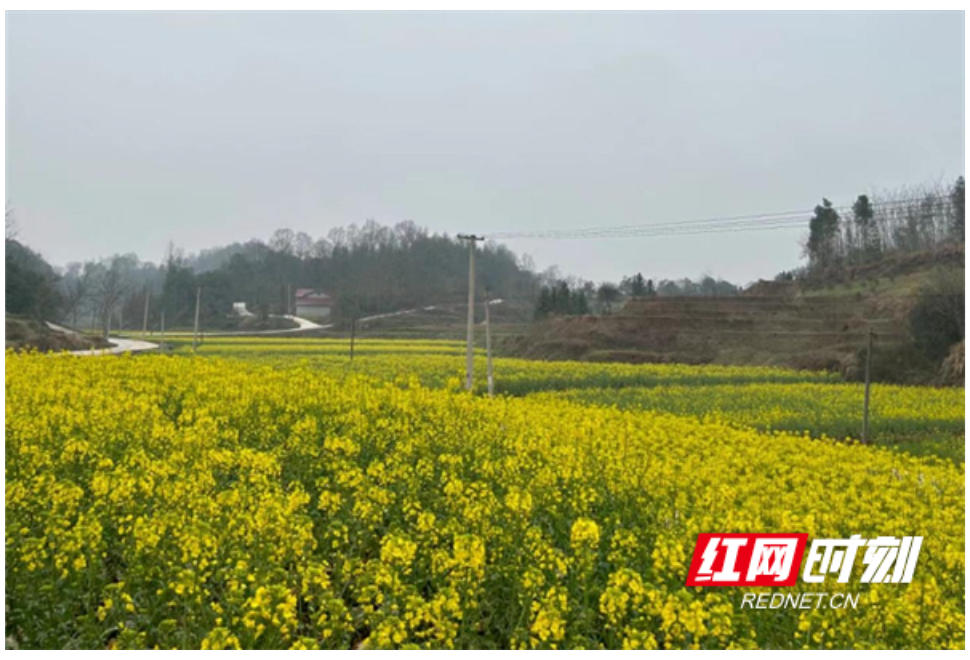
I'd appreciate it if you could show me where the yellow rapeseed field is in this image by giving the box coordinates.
[531,382,965,460]
[4,349,965,649]
[171,335,841,394]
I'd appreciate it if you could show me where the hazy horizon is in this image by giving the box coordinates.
[6,11,965,284]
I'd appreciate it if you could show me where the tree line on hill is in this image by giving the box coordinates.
[534,272,740,318]
[793,177,965,375]
[8,175,964,340]
[6,216,539,336]
[6,232,62,322]
[803,176,964,275]
[157,220,537,329]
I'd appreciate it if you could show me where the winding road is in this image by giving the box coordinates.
[147,314,331,338]
[46,322,161,356]
[46,314,327,356]
[47,300,501,356]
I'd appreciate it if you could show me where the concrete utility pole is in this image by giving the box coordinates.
[192,287,202,353]
[485,295,494,398]
[142,290,151,339]
[349,316,357,362]
[862,328,875,445]
[458,234,484,391]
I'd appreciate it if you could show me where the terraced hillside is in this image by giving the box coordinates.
[503,293,921,380]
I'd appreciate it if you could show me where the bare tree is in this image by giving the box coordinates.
[311,237,333,259]
[60,262,94,330]
[293,232,314,260]
[92,257,133,338]
[163,241,187,269]
[950,176,965,241]
[828,178,965,266]
[269,228,296,255]
[5,200,18,240]
[596,282,622,315]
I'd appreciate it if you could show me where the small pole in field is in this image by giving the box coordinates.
[160,310,166,351]
[142,290,151,340]
[485,294,494,398]
[192,287,202,353]
[457,234,484,392]
[350,315,357,362]
[862,327,874,445]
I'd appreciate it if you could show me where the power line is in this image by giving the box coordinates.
[492,210,807,239]
[487,197,948,240]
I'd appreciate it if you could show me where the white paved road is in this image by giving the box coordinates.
[356,299,503,325]
[68,336,161,356]
[48,302,491,356]
[46,314,327,356]
[46,322,160,356]
[145,314,332,338]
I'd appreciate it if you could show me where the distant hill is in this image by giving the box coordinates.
[800,243,964,298]
[5,238,61,320]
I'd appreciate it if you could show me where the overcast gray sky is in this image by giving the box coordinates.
[6,11,965,284]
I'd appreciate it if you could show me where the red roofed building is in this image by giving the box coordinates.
[294,288,333,320]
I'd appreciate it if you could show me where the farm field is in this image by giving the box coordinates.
[163,336,841,394]
[530,383,965,462]
[4,339,965,649]
[164,337,958,458]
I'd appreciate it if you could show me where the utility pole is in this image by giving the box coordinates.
[349,315,357,362]
[160,310,166,351]
[142,290,151,339]
[192,287,202,353]
[457,234,484,392]
[485,294,494,398]
[287,283,292,316]
[862,328,874,445]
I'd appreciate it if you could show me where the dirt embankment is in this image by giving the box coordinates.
[806,244,964,288]
[939,341,964,386]
[503,296,965,384]
[502,254,964,385]
[503,297,886,373]
[5,317,112,353]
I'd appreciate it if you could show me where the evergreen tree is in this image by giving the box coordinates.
[852,194,876,261]
[630,273,646,297]
[534,287,552,319]
[806,198,841,270]
[571,288,590,315]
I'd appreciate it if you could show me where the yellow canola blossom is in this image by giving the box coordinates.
[533,382,964,459]
[4,350,964,649]
[166,335,839,396]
